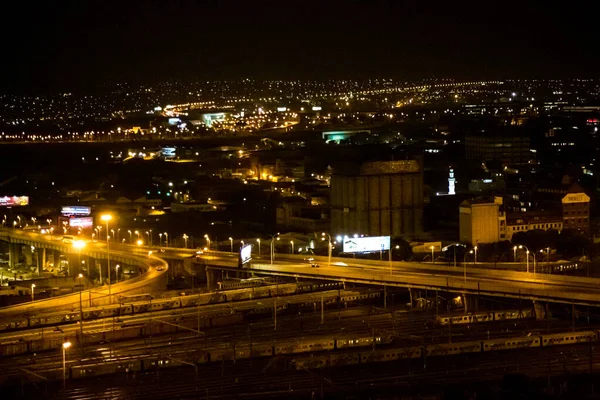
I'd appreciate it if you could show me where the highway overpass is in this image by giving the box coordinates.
[3,228,600,315]
[0,229,168,317]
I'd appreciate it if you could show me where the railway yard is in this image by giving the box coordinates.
[1,279,600,399]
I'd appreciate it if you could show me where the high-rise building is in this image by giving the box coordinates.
[330,160,423,237]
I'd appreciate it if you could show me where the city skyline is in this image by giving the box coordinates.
[1,1,599,92]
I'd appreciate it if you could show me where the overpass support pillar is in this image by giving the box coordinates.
[8,242,20,269]
[533,301,547,320]
[205,269,223,290]
[41,248,46,275]
[464,294,478,314]
[24,247,33,270]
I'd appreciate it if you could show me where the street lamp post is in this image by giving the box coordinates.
[473,246,478,264]
[128,230,132,244]
[321,233,332,266]
[149,230,152,247]
[518,245,536,273]
[204,234,210,250]
[31,283,35,302]
[164,232,169,247]
[183,234,188,248]
[77,274,84,353]
[229,237,233,253]
[159,233,163,246]
[290,240,294,254]
[101,214,112,295]
[269,234,279,266]
[513,246,518,263]
[464,250,473,282]
[147,231,151,247]
[430,246,435,264]
[257,238,261,255]
[135,230,140,241]
[62,342,71,389]
[115,265,120,283]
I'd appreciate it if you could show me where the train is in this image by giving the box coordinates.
[434,308,535,326]
[0,281,346,332]
[292,329,599,370]
[28,332,392,382]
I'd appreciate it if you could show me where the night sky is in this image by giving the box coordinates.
[1,0,598,91]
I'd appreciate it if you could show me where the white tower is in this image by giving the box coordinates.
[448,168,456,195]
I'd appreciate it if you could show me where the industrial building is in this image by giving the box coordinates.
[459,187,589,245]
[330,160,424,237]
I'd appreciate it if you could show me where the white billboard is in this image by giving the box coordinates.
[240,244,252,264]
[69,217,93,228]
[343,236,390,253]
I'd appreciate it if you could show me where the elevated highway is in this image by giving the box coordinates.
[0,229,168,317]
[3,227,600,315]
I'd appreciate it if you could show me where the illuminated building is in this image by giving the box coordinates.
[330,160,424,237]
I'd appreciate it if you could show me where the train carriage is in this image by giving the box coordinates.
[541,330,597,347]
[482,336,538,351]
[275,338,335,355]
[425,340,482,357]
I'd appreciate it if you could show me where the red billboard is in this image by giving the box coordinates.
[0,196,29,207]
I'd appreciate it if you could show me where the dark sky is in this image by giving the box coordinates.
[1,0,598,91]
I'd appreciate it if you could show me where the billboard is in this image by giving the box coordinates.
[69,217,93,228]
[62,206,91,216]
[0,196,29,207]
[343,236,390,253]
[240,244,252,264]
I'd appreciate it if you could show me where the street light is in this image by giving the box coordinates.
[513,246,518,263]
[269,234,279,266]
[111,229,115,241]
[321,233,332,266]
[31,283,35,302]
[100,214,112,294]
[159,233,163,246]
[229,237,233,253]
[147,231,151,247]
[257,238,261,255]
[464,250,474,282]
[164,232,169,247]
[77,274,84,353]
[290,240,294,254]
[541,247,550,263]
[473,246,478,264]
[183,234,188,248]
[135,230,140,240]
[128,230,132,243]
[115,265,120,283]
[518,244,535,273]
[62,341,71,389]
[204,234,211,250]
[137,239,143,246]
[430,245,435,264]
[73,240,86,277]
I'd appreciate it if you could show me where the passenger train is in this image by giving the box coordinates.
[0,281,345,332]
[434,309,535,326]
[292,330,598,370]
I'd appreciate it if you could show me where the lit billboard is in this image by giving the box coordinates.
[69,217,93,228]
[61,206,91,216]
[0,196,29,207]
[343,236,391,253]
[240,244,252,264]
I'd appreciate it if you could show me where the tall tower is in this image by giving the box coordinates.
[448,167,456,195]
